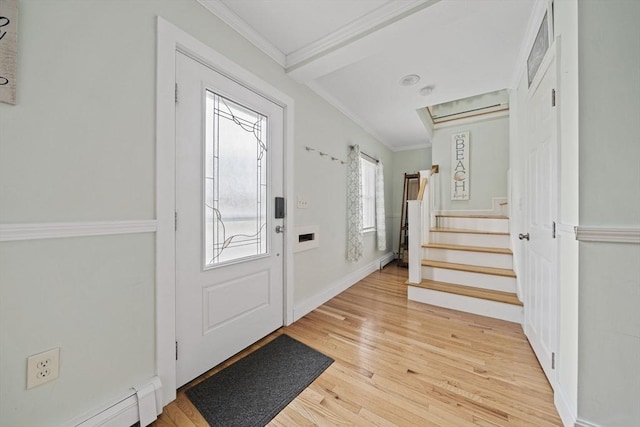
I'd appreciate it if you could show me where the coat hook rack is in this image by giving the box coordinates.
[304,146,345,165]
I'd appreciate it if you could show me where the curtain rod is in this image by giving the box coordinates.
[350,145,379,163]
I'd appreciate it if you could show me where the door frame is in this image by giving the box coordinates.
[155,17,295,407]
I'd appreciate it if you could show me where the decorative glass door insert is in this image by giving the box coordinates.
[204,91,268,267]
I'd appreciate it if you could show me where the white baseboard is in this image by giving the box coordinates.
[554,385,577,427]
[71,377,162,427]
[293,252,393,322]
[575,419,600,427]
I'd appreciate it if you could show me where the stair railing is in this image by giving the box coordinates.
[429,165,439,228]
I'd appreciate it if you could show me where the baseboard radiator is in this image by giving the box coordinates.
[74,376,163,427]
[379,252,396,269]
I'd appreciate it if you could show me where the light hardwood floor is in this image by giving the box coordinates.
[154,265,561,426]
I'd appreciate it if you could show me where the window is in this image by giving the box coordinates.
[360,156,376,231]
[204,91,268,266]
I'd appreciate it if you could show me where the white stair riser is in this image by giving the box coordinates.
[430,232,510,248]
[408,286,523,324]
[436,217,509,233]
[423,248,513,269]
[421,266,516,293]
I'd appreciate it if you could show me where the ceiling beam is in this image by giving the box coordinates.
[286,0,440,83]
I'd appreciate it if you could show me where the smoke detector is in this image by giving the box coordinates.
[399,74,420,86]
[420,85,435,96]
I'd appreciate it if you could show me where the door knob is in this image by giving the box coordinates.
[275,225,285,233]
[519,233,530,241]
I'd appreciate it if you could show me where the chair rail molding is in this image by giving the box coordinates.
[0,220,157,242]
[575,226,640,244]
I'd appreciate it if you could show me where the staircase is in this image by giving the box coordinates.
[407,214,523,323]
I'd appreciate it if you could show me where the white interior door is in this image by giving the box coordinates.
[523,48,558,384]
[175,51,284,387]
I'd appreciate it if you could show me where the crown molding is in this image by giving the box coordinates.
[308,82,432,153]
[196,0,286,67]
[196,0,439,73]
[194,0,438,153]
[286,0,439,69]
[392,142,431,152]
[306,80,393,150]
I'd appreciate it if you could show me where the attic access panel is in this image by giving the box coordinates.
[427,89,509,124]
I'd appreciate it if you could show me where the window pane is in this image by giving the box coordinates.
[205,91,268,267]
[360,158,376,230]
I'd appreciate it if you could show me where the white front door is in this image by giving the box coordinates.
[523,47,558,384]
[175,51,285,387]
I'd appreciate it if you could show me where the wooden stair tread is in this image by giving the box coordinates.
[422,243,512,255]
[408,279,523,306]
[430,227,509,236]
[436,214,509,219]
[421,259,517,277]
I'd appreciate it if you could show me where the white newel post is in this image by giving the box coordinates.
[407,200,422,284]
[409,170,435,285]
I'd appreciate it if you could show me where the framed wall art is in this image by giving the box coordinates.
[451,131,470,201]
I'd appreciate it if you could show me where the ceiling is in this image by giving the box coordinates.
[198,0,539,151]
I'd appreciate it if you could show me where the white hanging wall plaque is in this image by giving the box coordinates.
[0,0,18,105]
[451,131,470,200]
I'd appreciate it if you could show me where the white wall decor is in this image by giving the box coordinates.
[451,131,470,200]
[0,0,17,105]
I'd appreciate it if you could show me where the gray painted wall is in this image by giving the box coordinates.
[290,94,394,304]
[577,1,640,425]
[5,1,637,426]
[0,0,396,424]
[510,1,640,425]
[389,148,432,258]
[432,116,509,212]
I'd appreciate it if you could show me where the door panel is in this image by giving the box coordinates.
[203,270,271,333]
[524,48,558,384]
[175,52,284,387]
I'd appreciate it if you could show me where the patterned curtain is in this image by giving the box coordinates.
[375,161,386,251]
[347,145,363,261]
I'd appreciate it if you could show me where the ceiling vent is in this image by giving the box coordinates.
[426,89,509,125]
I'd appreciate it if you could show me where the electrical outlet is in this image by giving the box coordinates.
[27,348,60,389]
